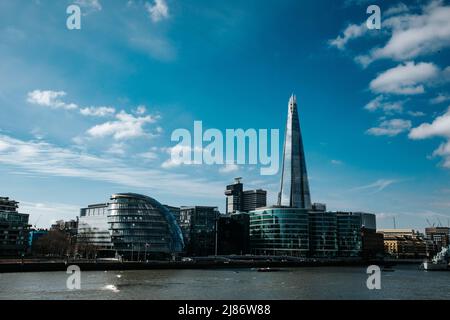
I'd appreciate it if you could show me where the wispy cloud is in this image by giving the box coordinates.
[364,95,404,114]
[366,119,412,137]
[0,134,224,199]
[330,159,343,165]
[74,0,102,13]
[328,22,367,50]
[430,93,450,104]
[353,179,400,193]
[27,90,77,110]
[145,0,169,23]
[20,201,81,228]
[219,163,240,173]
[27,89,116,117]
[80,106,116,117]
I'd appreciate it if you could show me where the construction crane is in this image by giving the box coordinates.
[33,214,42,229]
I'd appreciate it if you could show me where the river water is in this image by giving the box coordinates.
[0,265,449,300]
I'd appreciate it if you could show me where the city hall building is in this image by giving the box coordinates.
[78,193,184,260]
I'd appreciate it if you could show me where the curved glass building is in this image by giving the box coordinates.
[108,193,184,256]
[78,193,184,259]
[249,207,309,256]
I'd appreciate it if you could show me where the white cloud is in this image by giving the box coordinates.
[409,107,450,168]
[366,118,412,136]
[75,0,102,12]
[432,141,450,168]
[20,201,81,228]
[138,151,158,161]
[87,111,159,140]
[80,106,116,117]
[384,3,410,16]
[331,160,343,165]
[430,93,450,104]
[407,110,426,117]
[27,90,77,110]
[409,107,450,139]
[161,145,203,168]
[0,134,224,199]
[354,179,399,193]
[364,95,404,114]
[135,105,147,115]
[219,163,239,173]
[369,61,439,95]
[356,1,450,65]
[329,23,366,50]
[145,0,169,23]
[106,142,127,156]
[27,90,117,117]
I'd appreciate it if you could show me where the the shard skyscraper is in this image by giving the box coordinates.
[277,94,312,209]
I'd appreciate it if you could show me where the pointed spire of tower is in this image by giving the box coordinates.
[278,94,312,209]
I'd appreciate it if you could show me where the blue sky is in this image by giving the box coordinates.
[0,0,449,230]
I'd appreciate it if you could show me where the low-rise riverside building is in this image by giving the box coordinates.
[0,197,30,257]
[378,229,427,259]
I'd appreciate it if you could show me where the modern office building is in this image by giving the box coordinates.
[309,209,338,258]
[78,203,112,252]
[278,94,312,209]
[225,178,244,214]
[77,193,184,259]
[0,197,30,257]
[225,178,267,214]
[336,212,365,257]
[249,207,310,256]
[217,213,250,255]
[242,190,267,212]
[179,206,219,256]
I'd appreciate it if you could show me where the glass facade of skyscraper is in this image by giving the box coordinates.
[278,95,312,209]
[336,212,363,257]
[249,207,309,256]
[309,211,338,257]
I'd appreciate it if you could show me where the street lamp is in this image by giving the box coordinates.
[145,243,150,262]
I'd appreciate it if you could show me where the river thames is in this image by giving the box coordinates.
[0,265,449,300]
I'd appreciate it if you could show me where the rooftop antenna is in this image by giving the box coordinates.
[234,177,242,184]
[393,216,397,229]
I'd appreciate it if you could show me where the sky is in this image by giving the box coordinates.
[0,0,449,230]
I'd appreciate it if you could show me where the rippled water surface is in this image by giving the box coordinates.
[1,265,449,300]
